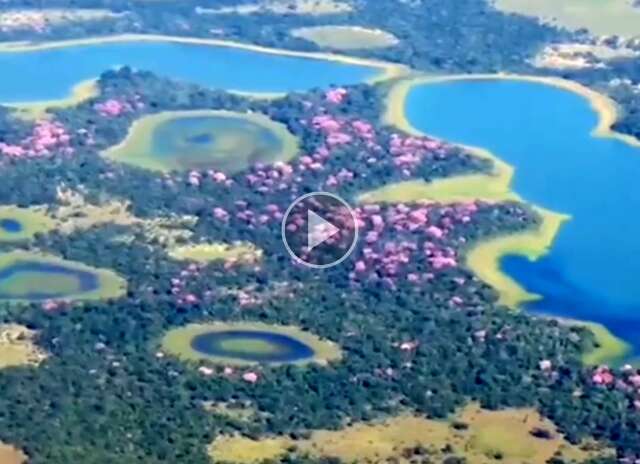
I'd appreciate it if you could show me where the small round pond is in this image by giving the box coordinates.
[191,330,314,363]
[0,251,126,302]
[103,110,299,174]
[0,219,22,234]
[161,322,342,366]
[0,206,55,242]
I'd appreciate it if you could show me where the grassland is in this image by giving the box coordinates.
[0,205,56,242]
[160,322,342,366]
[0,324,47,368]
[168,242,262,265]
[209,403,612,463]
[290,25,399,50]
[0,250,127,303]
[491,0,640,37]
[102,109,300,173]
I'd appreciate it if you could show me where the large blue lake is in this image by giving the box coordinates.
[405,79,640,356]
[0,40,381,103]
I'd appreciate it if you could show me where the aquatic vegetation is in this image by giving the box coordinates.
[465,207,568,308]
[10,79,98,121]
[168,242,262,266]
[0,324,47,368]
[560,319,632,366]
[0,205,55,242]
[160,322,342,366]
[0,251,126,303]
[385,73,640,363]
[291,26,399,50]
[492,0,640,36]
[209,404,610,463]
[102,110,299,174]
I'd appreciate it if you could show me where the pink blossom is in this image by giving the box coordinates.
[539,360,552,371]
[326,132,353,146]
[399,341,419,351]
[429,256,457,269]
[211,171,227,183]
[94,99,131,117]
[426,226,444,239]
[242,371,259,383]
[213,207,230,221]
[355,261,367,272]
[325,87,348,104]
[41,300,60,311]
[198,366,214,376]
[183,294,198,304]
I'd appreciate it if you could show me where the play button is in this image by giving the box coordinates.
[282,192,358,269]
[307,210,340,251]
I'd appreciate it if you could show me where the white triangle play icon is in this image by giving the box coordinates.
[307,210,340,251]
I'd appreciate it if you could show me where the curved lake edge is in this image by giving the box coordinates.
[160,322,342,366]
[384,73,640,365]
[0,33,410,110]
[0,250,127,303]
[11,79,98,120]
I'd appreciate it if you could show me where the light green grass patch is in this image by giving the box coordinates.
[491,0,640,37]
[0,250,126,303]
[291,25,399,50]
[102,110,299,174]
[169,242,262,265]
[0,206,56,242]
[161,321,342,366]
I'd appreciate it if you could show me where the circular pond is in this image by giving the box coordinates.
[0,218,22,234]
[103,110,299,174]
[161,322,342,366]
[0,251,126,302]
[191,330,315,363]
[0,206,55,242]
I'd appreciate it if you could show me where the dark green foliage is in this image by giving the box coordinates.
[0,45,636,464]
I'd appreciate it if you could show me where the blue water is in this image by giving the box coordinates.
[0,218,23,233]
[0,41,379,103]
[405,79,640,355]
[0,261,99,300]
[191,330,315,363]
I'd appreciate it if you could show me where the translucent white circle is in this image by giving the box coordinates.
[281,191,359,269]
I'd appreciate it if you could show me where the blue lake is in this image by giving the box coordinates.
[0,218,23,233]
[0,260,99,300]
[0,40,381,103]
[405,79,640,356]
[191,330,315,363]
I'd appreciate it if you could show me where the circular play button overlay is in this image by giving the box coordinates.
[282,192,359,269]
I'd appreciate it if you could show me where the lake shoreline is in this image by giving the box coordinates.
[385,73,640,364]
[0,33,409,84]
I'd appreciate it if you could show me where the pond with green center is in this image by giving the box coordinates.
[0,251,126,302]
[103,110,299,173]
[161,322,342,366]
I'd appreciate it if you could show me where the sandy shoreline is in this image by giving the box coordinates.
[0,33,409,84]
[384,73,640,363]
[0,33,408,112]
[10,79,98,119]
